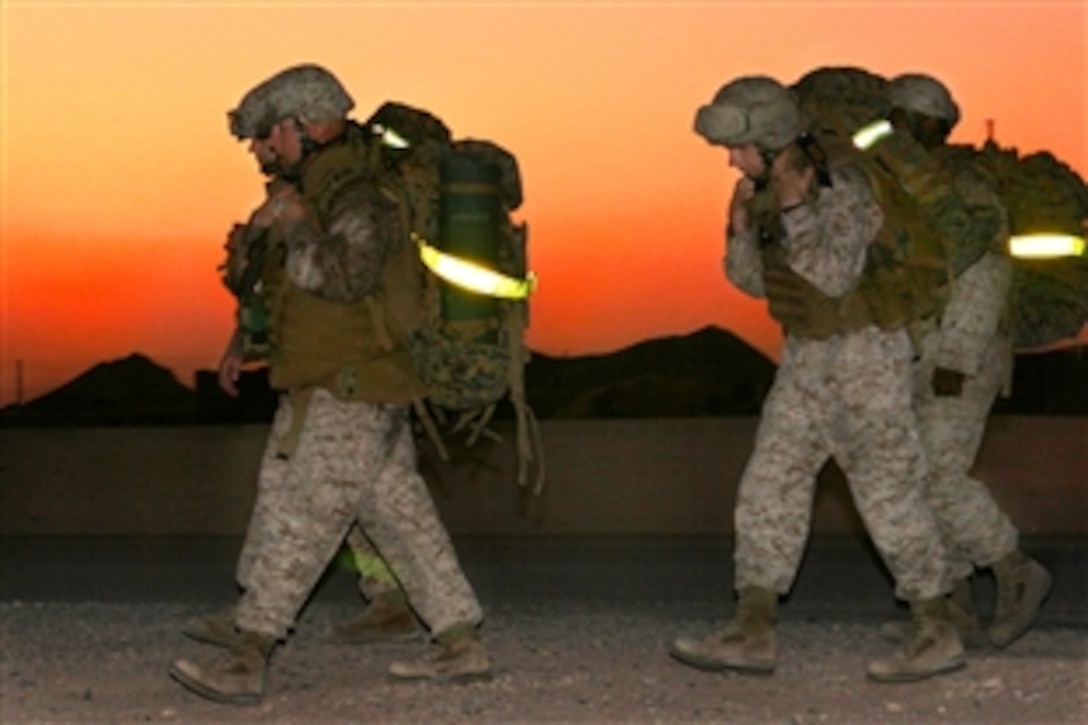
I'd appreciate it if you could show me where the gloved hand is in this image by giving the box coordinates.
[932,366,966,397]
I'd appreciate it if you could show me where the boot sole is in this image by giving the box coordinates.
[183,623,295,649]
[388,668,494,685]
[989,568,1054,649]
[325,628,424,645]
[878,623,984,649]
[168,661,262,706]
[667,647,775,675]
[180,627,242,649]
[866,655,966,684]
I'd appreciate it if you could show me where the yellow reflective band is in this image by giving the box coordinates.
[416,237,537,299]
[372,124,411,149]
[1008,234,1086,259]
[852,119,894,150]
[351,551,397,583]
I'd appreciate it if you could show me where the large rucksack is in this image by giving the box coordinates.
[785,67,986,329]
[942,142,1088,348]
[792,65,890,161]
[794,67,997,272]
[365,102,543,494]
[792,67,1088,348]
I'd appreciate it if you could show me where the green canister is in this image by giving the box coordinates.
[437,154,503,323]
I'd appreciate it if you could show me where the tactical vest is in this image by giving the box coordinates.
[751,151,958,340]
[770,68,1002,340]
[747,174,900,340]
[260,126,427,403]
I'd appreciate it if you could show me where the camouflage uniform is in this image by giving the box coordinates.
[671,74,965,682]
[235,388,481,640]
[883,74,1050,651]
[727,164,952,602]
[172,65,488,706]
[912,255,1018,580]
[226,177,405,619]
[237,441,404,605]
[905,147,1018,578]
[233,122,482,641]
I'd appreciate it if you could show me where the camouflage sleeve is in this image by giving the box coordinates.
[724,226,766,297]
[282,181,403,302]
[782,165,884,297]
[933,251,1013,376]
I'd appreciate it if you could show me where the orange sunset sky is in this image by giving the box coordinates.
[2,1,1086,406]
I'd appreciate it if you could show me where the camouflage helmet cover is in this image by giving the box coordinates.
[229,63,355,139]
[888,73,961,127]
[694,75,802,152]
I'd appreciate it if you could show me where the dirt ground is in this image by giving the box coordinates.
[2,599,1085,724]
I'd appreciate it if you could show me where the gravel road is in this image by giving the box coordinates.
[2,536,1085,723]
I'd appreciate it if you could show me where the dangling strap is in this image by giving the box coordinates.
[275,387,316,459]
[412,397,450,462]
[451,405,500,446]
[505,302,545,495]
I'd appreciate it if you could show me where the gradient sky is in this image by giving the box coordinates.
[2,1,1085,405]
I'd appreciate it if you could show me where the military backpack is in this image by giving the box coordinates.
[784,67,1015,334]
[943,141,1088,348]
[365,103,543,493]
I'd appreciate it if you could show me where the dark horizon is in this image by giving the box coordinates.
[2,328,1086,426]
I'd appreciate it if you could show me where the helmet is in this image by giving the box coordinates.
[888,73,960,128]
[694,76,802,152]
[229,64,354,139]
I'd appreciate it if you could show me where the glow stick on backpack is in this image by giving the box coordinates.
[852,119,894,150]
[1008,233,1086,259]
[417,235,536,299]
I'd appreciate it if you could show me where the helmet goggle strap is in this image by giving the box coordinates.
[749,145,781,190]
[796,133,831,187]
[292,118,319,158]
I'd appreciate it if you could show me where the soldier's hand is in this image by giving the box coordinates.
[250,185,303,229]
[218,331,245,398]
[729,178,756,234]
[932,367,966,398]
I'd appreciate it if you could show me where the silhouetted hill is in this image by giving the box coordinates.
[0,354,196,427]
[197,330,1086,418]
[193,326,778,422]
[523,326,776,418]
[1,332,1084,427]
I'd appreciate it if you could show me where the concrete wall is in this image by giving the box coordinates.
[1,417,1085,537]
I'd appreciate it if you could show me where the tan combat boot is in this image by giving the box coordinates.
[668,587,777,674]
[181,606,245,649]
[867,596,965,683]
[170,629,276,705]
[326,591,422,644]
[989,551,1052,648]
[388,625,492,683]
[879,578,982,647]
